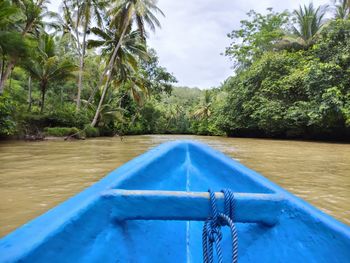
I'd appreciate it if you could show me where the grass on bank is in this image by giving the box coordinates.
[44,126,100,138]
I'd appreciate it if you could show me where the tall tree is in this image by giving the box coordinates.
[62,0,107,110]
[88,27,149,126]
[192,90,212,120]
[90,0,164,127]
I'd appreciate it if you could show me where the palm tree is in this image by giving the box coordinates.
[109,0,164,40]
[277,3,327,50]
[334,0,350,19]
[90,0,164,127]
[88,27,149,125]
[0,0,51,94]
[62,0,107,110]
[166,104,184,129]
[24,34,76,113]
[192,90,212,120]
[88,28,149,79]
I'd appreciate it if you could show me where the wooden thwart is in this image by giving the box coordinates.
[102,190,285,226]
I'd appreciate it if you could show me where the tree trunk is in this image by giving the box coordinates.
[76,6,86,111]
[77,23,88,110]
[40,84,46,114]
[0,60,15,95]
[0,58,4,82]
[28,76,32,111]
[61,86,64,106]
[9,71,12,89]
[90,19,130,127]
[76,54,84,110]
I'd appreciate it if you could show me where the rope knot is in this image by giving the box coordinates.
[207,223,222,242]
[202,189,238,263]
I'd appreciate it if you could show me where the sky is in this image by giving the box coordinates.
[49,0,330,88]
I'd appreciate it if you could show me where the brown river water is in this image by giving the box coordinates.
[0,135,349,237]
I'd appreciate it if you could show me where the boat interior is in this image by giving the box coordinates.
[1,141,350,263]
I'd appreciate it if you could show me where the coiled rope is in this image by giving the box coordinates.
[202,189,238,263]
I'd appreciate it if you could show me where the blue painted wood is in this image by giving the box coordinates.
[102,190,284,225]
[0,140,349,263]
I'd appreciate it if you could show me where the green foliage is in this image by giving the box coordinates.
[113,87,225,136]
[218,19,350,139]
[88,27,149,82]
[0,93,16,136]
[225,8,289,68]
[140,49,177,98]
[109,0,164,40]
[0,0,27,57]
[23,33,77,113]
[83,125,100,137]
[21,108,89,131]
[44,127,79,137]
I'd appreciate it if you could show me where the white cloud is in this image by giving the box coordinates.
[148,0,330,88]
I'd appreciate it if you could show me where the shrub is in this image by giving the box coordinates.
[84,125,100,137]
[98,124,116,136]
[44,127,80,137]
[21,109,90,131]
[0,94,17,137]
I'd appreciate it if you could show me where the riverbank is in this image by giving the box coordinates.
[2,131,349,143]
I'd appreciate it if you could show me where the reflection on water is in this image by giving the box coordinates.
[0,135,349,236]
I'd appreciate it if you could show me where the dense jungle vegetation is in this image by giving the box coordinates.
[0,0,349,140]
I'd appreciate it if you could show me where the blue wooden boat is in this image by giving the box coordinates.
[1,141,349,262]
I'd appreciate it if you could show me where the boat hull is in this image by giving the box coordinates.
[1,141,349,262]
